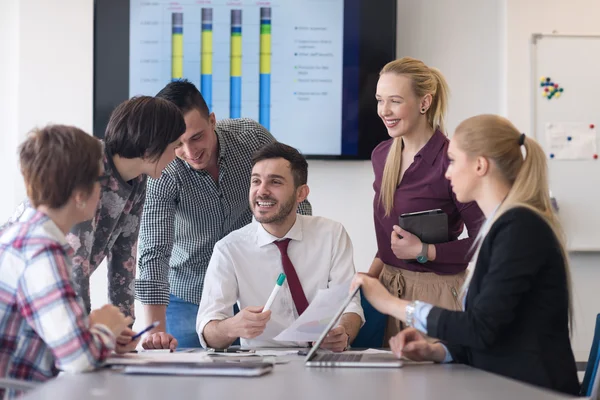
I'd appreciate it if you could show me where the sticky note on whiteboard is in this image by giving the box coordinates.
[545,122,598,160]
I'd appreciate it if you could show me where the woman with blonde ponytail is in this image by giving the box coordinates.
[369,57,484,343]
[354,114,579,395]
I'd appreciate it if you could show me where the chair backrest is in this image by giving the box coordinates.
[587,345,600,400]
[581,314,600,397]
[351,288,386,348]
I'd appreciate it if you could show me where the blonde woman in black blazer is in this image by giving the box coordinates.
[352,114,579,396]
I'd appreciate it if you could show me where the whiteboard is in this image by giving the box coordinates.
[531,34,600,252]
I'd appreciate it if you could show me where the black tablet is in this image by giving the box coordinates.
[398,209,449,244]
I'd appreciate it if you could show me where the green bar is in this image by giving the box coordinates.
[260,24,271,35]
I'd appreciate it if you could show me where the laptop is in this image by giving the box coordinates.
[304,286,403,368]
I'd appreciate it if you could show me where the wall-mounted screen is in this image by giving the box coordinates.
[94,0,396,159]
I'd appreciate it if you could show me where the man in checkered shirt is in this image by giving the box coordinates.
[136,80,312,349]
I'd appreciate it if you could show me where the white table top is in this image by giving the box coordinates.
[19,354,576,400]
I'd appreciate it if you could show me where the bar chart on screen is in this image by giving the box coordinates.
[129,0,345,153]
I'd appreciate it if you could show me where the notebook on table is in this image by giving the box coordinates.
[122,361,274,377]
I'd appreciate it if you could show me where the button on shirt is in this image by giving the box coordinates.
[135,118,312,306]
[371,131,484,274]
[196,214,365,348]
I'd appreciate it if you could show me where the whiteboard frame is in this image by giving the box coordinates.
[530,33,600,253]
[530,33,600,140]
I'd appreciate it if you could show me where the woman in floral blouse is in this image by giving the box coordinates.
[4,96,185,329]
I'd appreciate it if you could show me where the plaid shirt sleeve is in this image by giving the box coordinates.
[136,172,178,305]
[17,245,116,373]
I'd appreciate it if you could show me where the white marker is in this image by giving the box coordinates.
[263,273,286,312]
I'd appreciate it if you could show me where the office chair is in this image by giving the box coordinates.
[581,314,600,398]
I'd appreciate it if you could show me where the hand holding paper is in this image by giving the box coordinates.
[273,281,353,342]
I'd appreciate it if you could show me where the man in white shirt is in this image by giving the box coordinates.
[196,142,364,352]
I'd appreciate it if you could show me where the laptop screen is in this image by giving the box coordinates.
[304,286,361,362]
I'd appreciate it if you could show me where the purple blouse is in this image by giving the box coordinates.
[372,131,484,274]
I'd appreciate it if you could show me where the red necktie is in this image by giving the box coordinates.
[273,239,309,316]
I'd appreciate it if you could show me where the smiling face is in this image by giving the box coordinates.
[249,158,301,225]
[175,109,218,171]
[376,73,427,138]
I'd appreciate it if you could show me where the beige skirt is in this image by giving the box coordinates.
[379,264,466,346]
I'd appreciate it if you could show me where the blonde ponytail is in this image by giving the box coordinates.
[454,115,574,332]
[380,138,403,216]
[379,57,450,216]
[428,67,450,134]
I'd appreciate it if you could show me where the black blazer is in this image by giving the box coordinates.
[427,207,580,395]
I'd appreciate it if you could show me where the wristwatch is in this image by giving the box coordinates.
[416,242,429,264]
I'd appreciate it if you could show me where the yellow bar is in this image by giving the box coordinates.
[201,31,212,75]
[260,33,271,74]
[172,33,183,79]
[230,35,242,77]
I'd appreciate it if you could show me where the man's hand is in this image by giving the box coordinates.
[227,306,271,339]
[316,325,348,353]
[142,332,178,351]
[114,328,141,354]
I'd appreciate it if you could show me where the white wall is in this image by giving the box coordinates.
[0,0,94,221]
[306,161,377,271]
[0,0,23,220]
[396,0,506,134]
[17,0,94,134]
[505,0,600,361]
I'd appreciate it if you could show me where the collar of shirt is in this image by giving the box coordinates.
[19,206,73,256]
[255,215,304,248]
[215,126,228,162]
[414,129,447,166]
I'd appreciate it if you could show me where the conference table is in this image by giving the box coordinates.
[20,352,577,400]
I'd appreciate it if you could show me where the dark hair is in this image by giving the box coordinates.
[20,125,103,209]
[251,142,308,187]
[156,79,210,118]
[104,96,185,161]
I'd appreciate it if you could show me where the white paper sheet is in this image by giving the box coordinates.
[273,281,353,342]
[545,122,598,160]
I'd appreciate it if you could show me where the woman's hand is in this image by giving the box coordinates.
[350,273,397,316]
[390,225,423,260]
[389,328,448,363]
[114,328,141,354]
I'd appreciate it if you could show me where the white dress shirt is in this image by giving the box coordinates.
[196,214,365,348]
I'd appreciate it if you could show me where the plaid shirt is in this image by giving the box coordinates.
[2,147,146,319]
[136,118,312,306]
[0,207,115,399]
